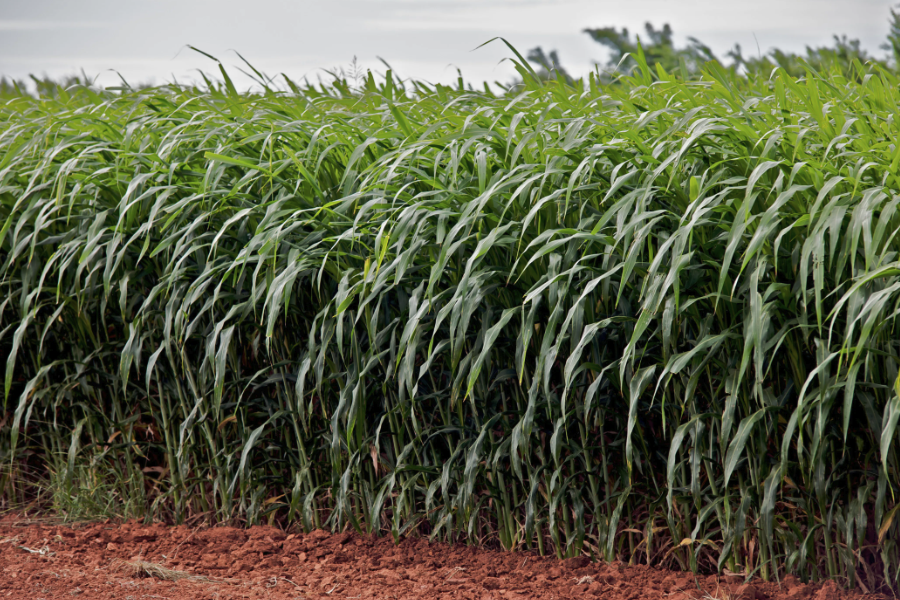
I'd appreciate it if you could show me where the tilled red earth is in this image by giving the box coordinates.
[0,516,886,600]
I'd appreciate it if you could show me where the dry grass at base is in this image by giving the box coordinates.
[110,558,208,582]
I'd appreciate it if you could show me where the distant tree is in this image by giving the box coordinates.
[881,7,900,67]
[582,22,717,74]
[525,8,900,86]
[729,35,880,77]
[525,47,573,83]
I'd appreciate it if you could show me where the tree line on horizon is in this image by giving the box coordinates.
[528,8,900,82]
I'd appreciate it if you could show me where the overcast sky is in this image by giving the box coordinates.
[1,0,896,89]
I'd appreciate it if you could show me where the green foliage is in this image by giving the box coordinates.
[43,459,148,523]
[2,54,900,592]
[0,75,104,101]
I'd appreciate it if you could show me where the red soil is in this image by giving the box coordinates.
[0,516,886,600]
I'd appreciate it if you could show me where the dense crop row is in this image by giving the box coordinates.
[1,53,899,591]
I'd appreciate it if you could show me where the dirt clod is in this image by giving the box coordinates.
[564,555,591,569]
[815,581,843,600]
[736,583,761,599]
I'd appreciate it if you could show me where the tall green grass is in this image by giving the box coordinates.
[2,51,899,592]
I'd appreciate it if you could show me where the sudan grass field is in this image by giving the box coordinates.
[1,47,900,592]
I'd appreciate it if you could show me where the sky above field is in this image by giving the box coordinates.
[1,0,896,89]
